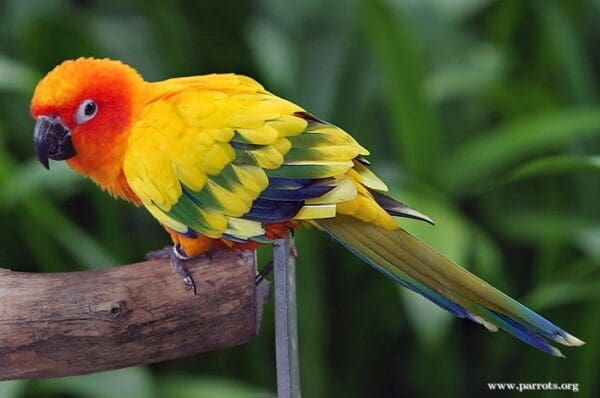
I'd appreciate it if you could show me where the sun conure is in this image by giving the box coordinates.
[30,58,583,356]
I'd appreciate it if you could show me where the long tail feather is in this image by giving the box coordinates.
[316,215,584,356]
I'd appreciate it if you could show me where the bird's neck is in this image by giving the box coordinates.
[66,134,141,205]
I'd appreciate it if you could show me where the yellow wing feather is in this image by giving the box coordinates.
[124,74,397,239]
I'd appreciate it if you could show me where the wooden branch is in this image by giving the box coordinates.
[0,250,271,380]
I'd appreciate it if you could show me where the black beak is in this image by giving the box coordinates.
[34,115,76,169]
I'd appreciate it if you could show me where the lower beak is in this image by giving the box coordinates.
[34,115,76,169]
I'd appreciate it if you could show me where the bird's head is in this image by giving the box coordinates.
[31,58,145,191]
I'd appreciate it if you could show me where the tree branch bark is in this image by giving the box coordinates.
[0,250,270,380]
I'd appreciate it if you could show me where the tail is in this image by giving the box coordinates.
[316,215,584,356]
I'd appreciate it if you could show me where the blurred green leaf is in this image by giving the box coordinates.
[442,108,600,195]
[0,142,116,269]
[416,0,496,24]
[425,44,507,103]
[362,0,442,181]
[32,367,155,398]
[534,0,597,103]
[488,208,599,262]
[25,198,118,268]
[578,226,600,259]
[400,288,454,349]
[469,226,509,291]
[295,229,329,398]
[0,381,27,398]
[503,155,600,183]
[247,18,298,94]
[0,55,39,94]
[525,280,600,310]
[158,376,270,398]
[488,210,594,242]
[0,158,81,208]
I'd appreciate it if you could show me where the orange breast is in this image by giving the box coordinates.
[167,221,300,257]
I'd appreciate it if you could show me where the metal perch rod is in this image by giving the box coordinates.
[273,237,302,398]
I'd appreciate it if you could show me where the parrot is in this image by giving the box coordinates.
[30,58,583,357]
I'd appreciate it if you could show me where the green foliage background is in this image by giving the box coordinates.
[0,0,599,397]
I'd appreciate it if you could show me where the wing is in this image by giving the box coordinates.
[123,74,392,242]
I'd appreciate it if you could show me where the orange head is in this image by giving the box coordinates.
[31,58,145,200]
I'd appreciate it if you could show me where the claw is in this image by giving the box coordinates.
[173,244,190,260]
[171,257,197,295]
[145,245,197,295]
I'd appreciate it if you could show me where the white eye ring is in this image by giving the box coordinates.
[75,99,98,124]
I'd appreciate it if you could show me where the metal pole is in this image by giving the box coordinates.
[273,236,301,398]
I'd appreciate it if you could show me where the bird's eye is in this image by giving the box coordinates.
[75,99,98,124]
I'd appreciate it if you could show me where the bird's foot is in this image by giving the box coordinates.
[145,245,197,295]
[170,251,197,295]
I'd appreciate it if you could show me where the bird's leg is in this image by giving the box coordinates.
[255,260,274,285]
[255,229,297,285]
[145,245,197,295]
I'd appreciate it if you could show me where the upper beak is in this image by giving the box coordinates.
[34,115,76,169]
